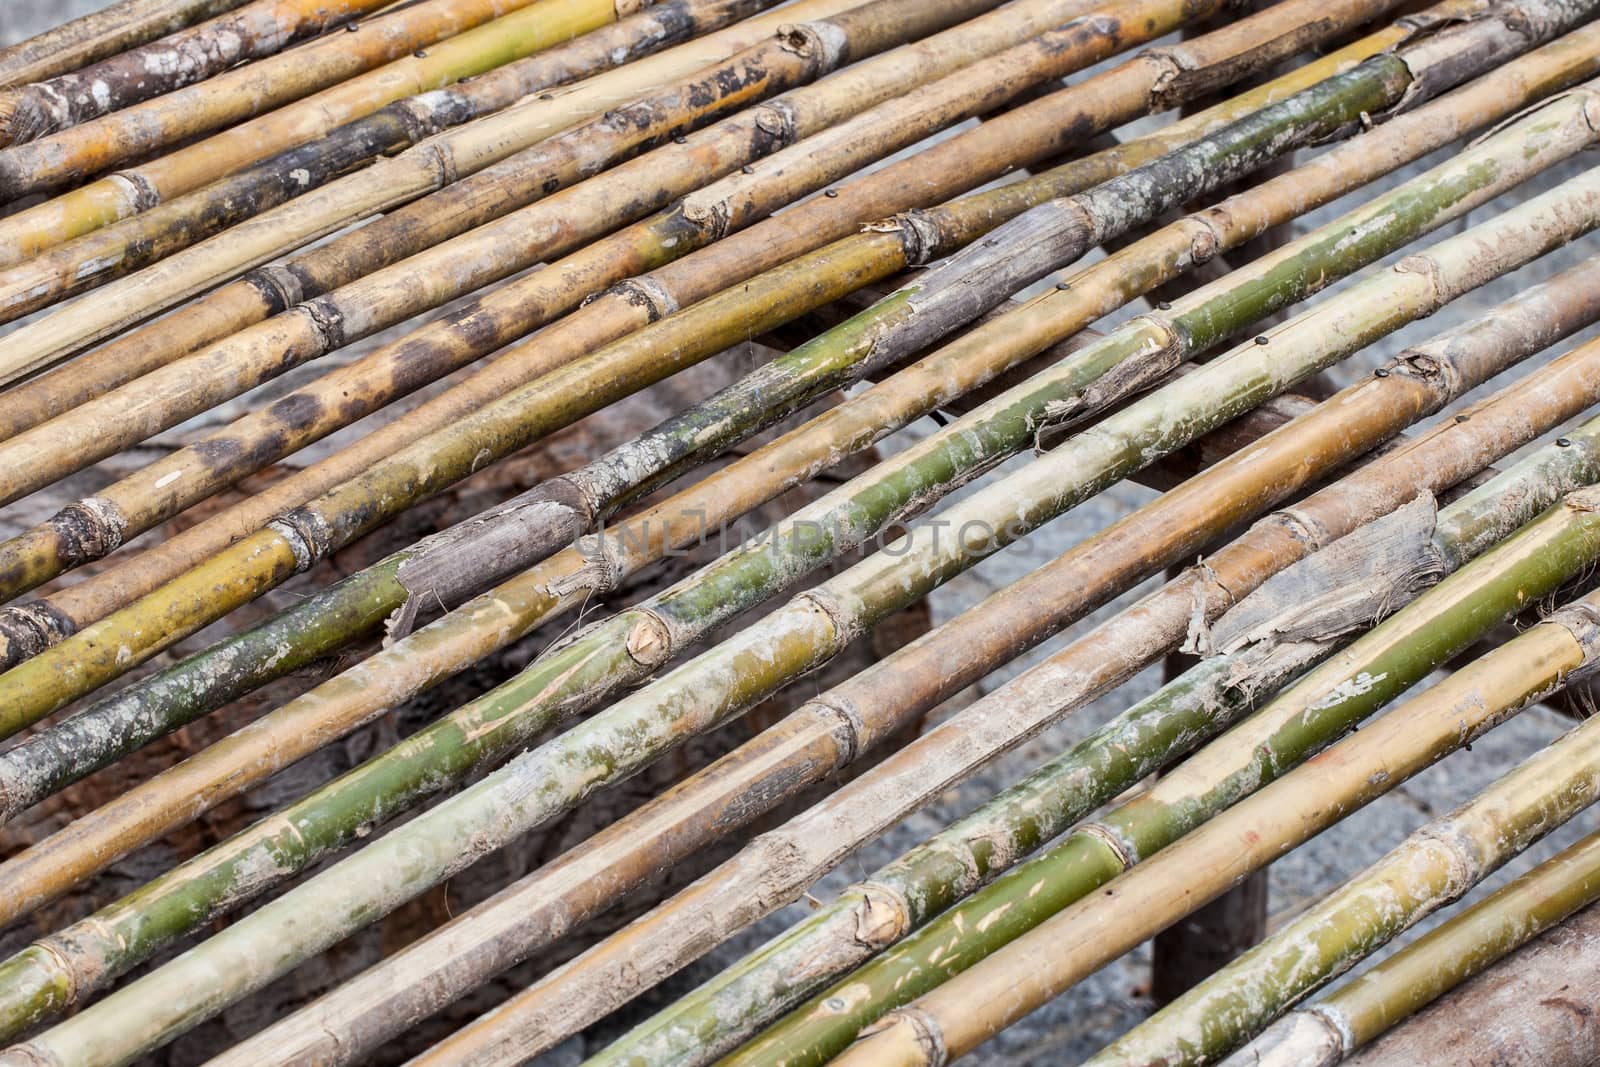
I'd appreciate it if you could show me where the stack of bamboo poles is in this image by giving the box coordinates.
[2,0,1600,1062]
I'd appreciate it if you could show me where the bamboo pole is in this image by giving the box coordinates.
[0,0,1382,696]
[0,0,871,397]
[0,7,1578,911]
[1224,828,1600,1067]
[0,0,1090,487]
[0,0,253,89]
[0,0,786,325]
[847,582,1600,1067]
[7,103,1593,1067]
[270,282,1600,1067]
[0,0,638,262]
[0,0,395,147]
[444,185,1600,1067]
[1344,900,1600,1064]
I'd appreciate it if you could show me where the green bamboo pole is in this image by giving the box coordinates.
[6,105,1594,1067]
[424,362,1600,1067]
[0,0,1392,711]
[856,586,1600,1067]
[0,0,1091,479]
[0,0,644,261]
[0,0,253,90]
[0,0,786,324]
[0,0,1552,822]
[0,6,1545,945]
[1223,827,1600,1067]
[0,0,869,407]
[0,0,394,147]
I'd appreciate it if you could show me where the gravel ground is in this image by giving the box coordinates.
[4,3,1600,1063]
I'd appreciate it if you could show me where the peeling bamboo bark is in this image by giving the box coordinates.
[5,117,1592,1067]
[0,5,1577,932]
[0,0,1099,487]
[0,0,1384,697]
[0,0,393,147]
[0,0,870,399]
[0,0,252,89]
[1344,899,1600,1065]
[1226,828,1600,1067]
[848,584,1600,1067]
[0,0,785,325]
[0,0,638,263]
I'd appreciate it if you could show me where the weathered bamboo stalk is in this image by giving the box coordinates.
[0,0,870,397]
[0,0,786,325]
[10,109,1594,1067]
[0,21,1568,1046]
[0,4,1577,903]
[440,180,1600,1067]
[0,0,252,89]
[1344,901,1600,1065]
[0,0,1088,485]
[844,578,1600,1067]
[297,304,1600,1067]
[0,0,638,263]
[0,0,1378,699]
[0,0,394,147]
[1224,827,1600,1067]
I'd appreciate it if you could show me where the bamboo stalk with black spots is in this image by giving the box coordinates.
[0,0,252,89]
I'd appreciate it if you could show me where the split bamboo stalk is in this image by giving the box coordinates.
[10,108,1594,1067]
[0,0,253,89]
[0,6,1580,902]
[0,0,872,394]
[0,0,1088,487]
[848,581,1600,1067]
[0,0,787,325]
[0,0,1381,693]
[0,0,395,147]
[0,0,638,263]
[305,313,1600,1067]
[1225,827,1600,1067]
[445,189,1600,1067]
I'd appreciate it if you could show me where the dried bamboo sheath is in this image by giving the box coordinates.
[0,0,394,146]
[0,0,252,89]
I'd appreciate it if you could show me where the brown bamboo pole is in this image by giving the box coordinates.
[849,579,1600,1067]
[0,0,394,147]
[0,0,253,90]
[0,0,635,263]
[0,0,1340,677]
[0,0,786,327]
[0,0,865,427]
[212,261,1600,1067]
[0,0,1086,483]
[0,4,1565,932]
[1224,828,1600,1067]
[1343,901,1600,1065]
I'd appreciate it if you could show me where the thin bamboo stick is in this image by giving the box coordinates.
[0,0,1365,695]
[0,0,869,396]
[254,271,1600,1067]
[0,17,1564,1045]
[0,0,394,146]
[0,6,1575,912]
[1224,828,1600,1067]
[0,0,784,325]
[0,0,252,89]
[0,0,1086,490]
[845,581,1600,1067]
[9,101,1593,1067]
[0,0,635,262]
[432,169,1600,1067]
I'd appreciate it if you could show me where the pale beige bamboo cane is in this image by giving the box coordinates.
[0,0,871,382]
